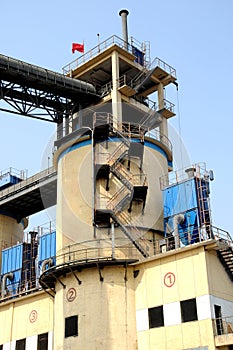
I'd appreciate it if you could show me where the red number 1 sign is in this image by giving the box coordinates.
[164,272,175,287]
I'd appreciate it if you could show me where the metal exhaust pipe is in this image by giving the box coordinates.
[119,9,129,49]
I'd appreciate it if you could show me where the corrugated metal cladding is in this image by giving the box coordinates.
[1,231,56,276]
[5,269,22,295]
[1,243,25,274]
[38,231,56,263]
[162,178,198,218]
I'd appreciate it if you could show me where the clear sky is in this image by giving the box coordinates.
[0,0,232,235]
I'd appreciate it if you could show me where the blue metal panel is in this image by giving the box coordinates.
[0,174,21,190]
[164,209,199,245]
[163,178,198,218]
[4,269,22,296]
[132,46,144,66]
[38,231,56,263]
[1,244,23,274]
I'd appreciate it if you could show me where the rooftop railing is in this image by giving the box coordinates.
[62,35,149,75]
[213,316,233,336]
[0,223,231,302]
[160,162,210,189]
[163,98,175,113]
[0,166,56,201]
[154,57,176,78]
[0,167,27,180]
[56,237,145,265]
[145,128,172,153]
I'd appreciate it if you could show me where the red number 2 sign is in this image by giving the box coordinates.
[66,288,77,302]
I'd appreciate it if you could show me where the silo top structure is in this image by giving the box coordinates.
[0,8,233,350]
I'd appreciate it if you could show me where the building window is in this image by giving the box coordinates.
[16,338,26,350]
[148,306,164,328]
[65,315,78,337]
[180,298,198,322]
[214,304,223,335]
[38,332,48,350]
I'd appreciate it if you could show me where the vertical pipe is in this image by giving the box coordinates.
[29,231,38,288]
[119,9,129,49]
[111,51,122,129]
[65,116,69,136]
[111,222,115,259]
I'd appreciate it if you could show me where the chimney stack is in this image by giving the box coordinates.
[119,9,129,49]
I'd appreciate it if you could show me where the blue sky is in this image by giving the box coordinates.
[0,0,232,235]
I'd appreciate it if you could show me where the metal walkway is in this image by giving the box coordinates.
[0,167,57,220]
[0,53,100,123]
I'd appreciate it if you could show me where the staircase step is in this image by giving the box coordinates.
[111,212,149,258]
[217,248,233,282]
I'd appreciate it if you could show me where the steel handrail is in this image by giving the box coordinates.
[0,166,56,200]
[213,316,233,336]
[62,35,147,75]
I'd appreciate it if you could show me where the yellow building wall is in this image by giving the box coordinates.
[135,245,210,309]
[53,265,137,350]
[0,292,53,344]
[0,215,26,269]
[207,249,233,301]
[134,245,220,350]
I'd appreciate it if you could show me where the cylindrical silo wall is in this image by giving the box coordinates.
[56,143,93,252]
[55,139,169,253]
[0,214,26,269]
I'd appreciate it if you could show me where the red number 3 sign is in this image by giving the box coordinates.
[29,310,38,323]
[164,272,175,287]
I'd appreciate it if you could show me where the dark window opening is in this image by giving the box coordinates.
[214,304,223,335]
[38,332,48,350]
[0,345,3,350]
[148,306,164,328]
[65,315,78,337]
[16,338,26,350]
[181,298,198,323]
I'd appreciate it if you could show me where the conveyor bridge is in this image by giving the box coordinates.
[0,167,57,221]
[0,53,100,123]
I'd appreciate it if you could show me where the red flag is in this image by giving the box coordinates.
[72,43,84,54]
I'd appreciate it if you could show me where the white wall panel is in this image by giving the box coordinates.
[3,341,15,350]
[26,335,37,350]
[163,302,181,326]
[196,295,211,320]
[136,309,149,331]
[48,331,53,350]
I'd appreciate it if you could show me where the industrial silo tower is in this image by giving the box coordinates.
[0,9,233,350]
[45,9,177,349]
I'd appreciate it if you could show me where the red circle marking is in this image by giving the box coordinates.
[29,310,38,323]
[164,272,175,288]
[66,287,77,302]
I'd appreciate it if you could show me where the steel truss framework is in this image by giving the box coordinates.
[0,79,76,123]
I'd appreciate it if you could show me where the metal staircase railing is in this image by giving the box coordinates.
[107,143,128,167]
[106,186,132,213]
[111,211,149,258]
[217,247,233,282]
[129,56,159,91]
[93,112,149,258]
[110,163,134,191]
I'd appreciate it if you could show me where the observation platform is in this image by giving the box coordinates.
[63,35,177,100]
